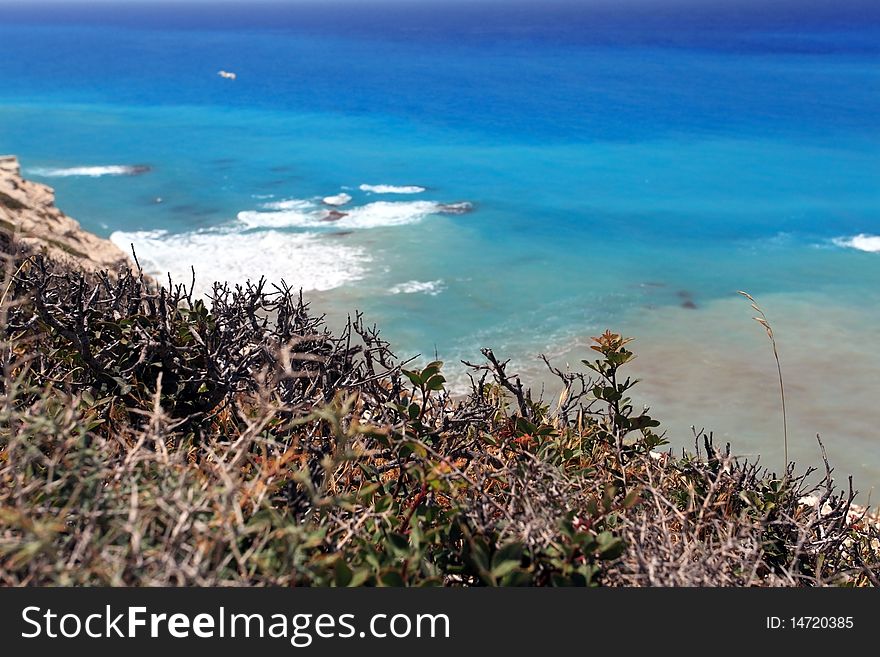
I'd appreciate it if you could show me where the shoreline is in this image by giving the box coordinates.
[0,155,132,273]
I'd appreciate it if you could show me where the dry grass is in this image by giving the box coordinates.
[739,290,789,473]
[0,240,878,586]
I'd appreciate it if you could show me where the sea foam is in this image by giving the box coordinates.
[259,199,314,211]
[115,189,470,296]
[359,184,426,194]
[834,234,880,253]
[27,165,150,178]
[238,199,469,230]
[388,280,445,296]
[110,227,368,295]
[238,208,317,228]
[323,193,352,206]
[338,201,456,229]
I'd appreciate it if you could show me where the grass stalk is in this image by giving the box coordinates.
[738,291,788,474]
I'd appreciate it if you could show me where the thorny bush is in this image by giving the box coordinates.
[0,252,878,586]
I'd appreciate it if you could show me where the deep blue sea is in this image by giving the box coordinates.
[1,1,879,487]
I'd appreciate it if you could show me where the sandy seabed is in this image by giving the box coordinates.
[610,291,880,496]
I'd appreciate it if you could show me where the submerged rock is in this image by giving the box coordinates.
[438,201,473,215]
[321,210,349,222]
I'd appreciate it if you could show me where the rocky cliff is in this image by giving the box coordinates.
[0,155,131,273]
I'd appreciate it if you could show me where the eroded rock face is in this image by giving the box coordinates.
[0,155,131,273]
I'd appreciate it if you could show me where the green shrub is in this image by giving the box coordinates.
[0,254,877,586]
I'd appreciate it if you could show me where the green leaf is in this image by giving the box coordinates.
[481,433,498,446]
[349,569,371,587]
[491,560,522,579]
[581,360,601,374]
[515,417,537,434]
[387,532,410,556]
[491,541,523,571]
[419,363,439,380]
[492,541,523,579]
[402,369,422,387]
[599,542,625,560]
[622,488,641,509]
[500,570,533,586]
[551,573,569,587]
[602,487,616,512]
[425,374,446,391]
[356,483,381,500]
[379,570,406,587]
[468,541,491,577]
[112,377,132,395]
[373,495,394,514]
[334,559,353,587]
[365,552,382,570]
[417,577,444,587]
[596,532,625,560]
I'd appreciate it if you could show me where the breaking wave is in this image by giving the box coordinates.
[359,184,426,194]
[323,193,352,206]
[27,165,151,178]
[833,234,880,253]
[238,198,471,230]
[110,227,369,296]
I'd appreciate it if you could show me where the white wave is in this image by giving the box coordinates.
[338,201,451,229]
[110,227,368,296]
[26,165,150,178]
[238,199,468,230]
[834,234,880,253]
[388,280,445,296]
[238,207,317,229]
[238,198,318,228]
[359,184,426,194]
[323,193,352,207]
[259,199,314,211]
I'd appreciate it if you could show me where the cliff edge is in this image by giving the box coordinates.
[0,155,131,273]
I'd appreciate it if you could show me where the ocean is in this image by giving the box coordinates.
[1,0,879,490]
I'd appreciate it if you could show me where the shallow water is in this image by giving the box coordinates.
[533,291,880,497]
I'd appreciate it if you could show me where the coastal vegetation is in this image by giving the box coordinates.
[1,238,878,586]
[1,156,878,586]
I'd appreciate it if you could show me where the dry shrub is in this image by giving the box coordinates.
[0,247,877,586]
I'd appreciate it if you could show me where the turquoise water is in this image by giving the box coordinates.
[1,1,879,487]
